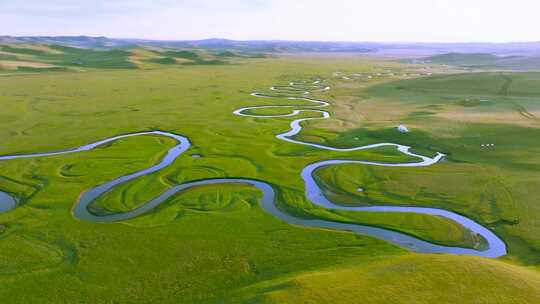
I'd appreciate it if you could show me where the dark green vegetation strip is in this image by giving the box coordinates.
[17,66,70,72]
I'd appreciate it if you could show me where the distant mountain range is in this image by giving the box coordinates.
[2,36,540,56]
[0,36,372,53]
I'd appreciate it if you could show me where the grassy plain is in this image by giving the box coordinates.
[419,52,540,70]
[0,52,539,303]
[0,44,257,72]
[226,254,540,303]
[302,72,540,264]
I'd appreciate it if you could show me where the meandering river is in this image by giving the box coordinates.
[0,78,506,258]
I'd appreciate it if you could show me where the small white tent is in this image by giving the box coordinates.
[397,124,409,133]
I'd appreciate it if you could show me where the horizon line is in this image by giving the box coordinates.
[2,35,540,45]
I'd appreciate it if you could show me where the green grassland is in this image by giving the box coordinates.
[0,44,255,72]
[0,54,539,303]
[226,254,540,303]
[301,72,540,264]
[419,52,540,70]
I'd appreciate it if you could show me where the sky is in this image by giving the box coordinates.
[1,0,539,42]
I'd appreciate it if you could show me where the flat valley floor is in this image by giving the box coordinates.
[0,55,539,303]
